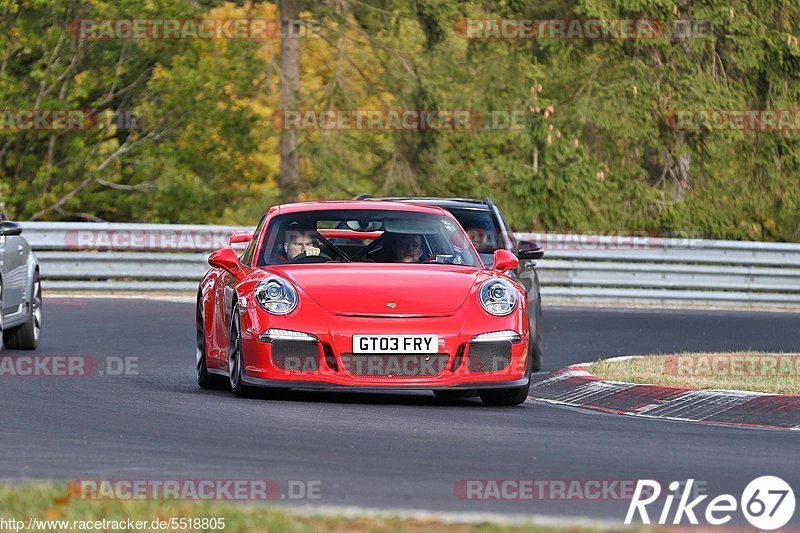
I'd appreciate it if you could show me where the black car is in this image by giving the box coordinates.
[356,196,544,372]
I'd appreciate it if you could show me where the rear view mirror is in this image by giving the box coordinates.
[208,248,245,280]
[346,220,383,231]
[517,240,543,260]
[0,221,22,236]
[493,249,519,274]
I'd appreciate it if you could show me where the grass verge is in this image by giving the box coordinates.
[587,352,800,394]
[0,483,608,533]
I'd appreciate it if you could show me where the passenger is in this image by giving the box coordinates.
[466,229,486,250]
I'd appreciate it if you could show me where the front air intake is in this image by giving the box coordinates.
[467,341,512,372]
[270,340,320,372]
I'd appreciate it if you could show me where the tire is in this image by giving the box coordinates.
[478,342,532,407]
[3,273,41,350]
[530,293,543,372]
[228,304,255,398]
[196,296,227,390]
[479,381,530,406]
[0,278,4,350]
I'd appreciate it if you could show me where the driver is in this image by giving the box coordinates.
[466,229,486,250]
[269,223,321,263]
[392,234,422,263]
[284,229,321,260]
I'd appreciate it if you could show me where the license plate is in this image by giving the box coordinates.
[353,335,438,354]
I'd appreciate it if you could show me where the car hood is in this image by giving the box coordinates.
[274,264,481,316]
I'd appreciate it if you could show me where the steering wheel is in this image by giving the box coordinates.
[288,251,334,264]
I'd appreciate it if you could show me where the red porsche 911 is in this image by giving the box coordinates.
[196,201,532,406]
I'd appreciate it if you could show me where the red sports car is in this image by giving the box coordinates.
[196,201,532,406]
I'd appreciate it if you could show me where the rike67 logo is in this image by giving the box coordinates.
[626,476,796,529]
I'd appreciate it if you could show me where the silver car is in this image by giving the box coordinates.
[0,219,41,350]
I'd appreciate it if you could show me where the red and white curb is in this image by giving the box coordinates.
[530,356,800,431]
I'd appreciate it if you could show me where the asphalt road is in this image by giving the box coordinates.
[1,298,798,525]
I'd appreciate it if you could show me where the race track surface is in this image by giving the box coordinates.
[1,298,798,524]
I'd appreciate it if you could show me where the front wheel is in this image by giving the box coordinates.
[3,274,42,350]
[479,347,532,406]
[0,278,4,349]
[530,331,543,373]
[479,382,530,406]
[196,298,227,390]
[228,305,255,398]
[529,291,543,372]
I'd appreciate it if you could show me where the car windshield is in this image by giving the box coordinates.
[257,209,482,267]
[447,208,503,254]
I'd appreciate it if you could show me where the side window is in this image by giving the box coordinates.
[240,215,266,267]
[257,218,282,266]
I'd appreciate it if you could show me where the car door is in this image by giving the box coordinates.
[0,221,28,316]
[0,230,6,315]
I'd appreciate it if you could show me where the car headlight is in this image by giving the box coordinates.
[254,277,298,315]
[478,278,518,316]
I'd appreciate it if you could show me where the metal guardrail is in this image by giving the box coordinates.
[17,222,800,308]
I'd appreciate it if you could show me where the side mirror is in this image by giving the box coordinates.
[208,248,245,280]
[0,221,22,236]
[229,230,252,245]
[493,249,519,274]
[517,240,544,260]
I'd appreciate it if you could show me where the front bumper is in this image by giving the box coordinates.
[237,300,529,389]
[241,375,530,390]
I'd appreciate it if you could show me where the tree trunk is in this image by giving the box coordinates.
[278,0,301,203]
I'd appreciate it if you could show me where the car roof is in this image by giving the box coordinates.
[272,200,449,216]
[355,196,492,211]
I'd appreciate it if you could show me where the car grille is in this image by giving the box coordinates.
[467,341,512,372]
[339,353,450,377]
